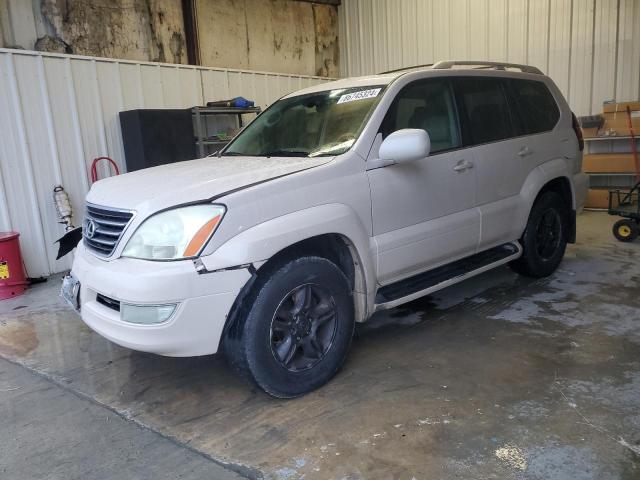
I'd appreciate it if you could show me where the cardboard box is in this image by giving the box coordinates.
[581,127,599,138]
[600,111,640,136]
[603,101,640,114]
[586,188,611,209]
[583,154,639,173]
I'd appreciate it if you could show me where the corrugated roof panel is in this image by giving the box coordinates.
[96,61,127,178]
[339,0,638,115]
[14,54,69,274]
[449,0,468,60]
[432,0,451,62]
[591,0,618,113]
[468,0,489,61]
[616,0,640,102]
[119,63,146,111]
[569,0,596,116]
[527,0,550,73]
[0,53,49,277]
[487,0,509,62]
[507,0,528,63]
[140,64,166,108]
[548,0,572,95]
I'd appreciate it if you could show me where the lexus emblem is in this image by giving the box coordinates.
[85,219,97,239]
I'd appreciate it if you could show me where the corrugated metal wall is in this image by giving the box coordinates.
[0,48,329,277]
[339,0,640,116]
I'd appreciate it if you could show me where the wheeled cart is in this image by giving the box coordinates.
[609,181,640,242]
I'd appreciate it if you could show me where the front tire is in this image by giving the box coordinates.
[510,191,569,278]
[225,256,354,398]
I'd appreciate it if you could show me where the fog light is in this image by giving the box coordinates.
[120,303,176,325]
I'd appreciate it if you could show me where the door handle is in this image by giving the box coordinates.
[453,160,474,172]
[517,146,533,157]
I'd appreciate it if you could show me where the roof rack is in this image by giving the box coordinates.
[378,63,434,74]
[432,60,543,75]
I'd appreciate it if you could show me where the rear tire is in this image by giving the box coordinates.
[510,191,569,278]
[612,219,639,242]
[224,256,354,398]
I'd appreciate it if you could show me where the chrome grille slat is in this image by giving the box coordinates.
[90,237,117,246]
[92,218,128,228]
[83,204,134,256]
[95,227,121,237]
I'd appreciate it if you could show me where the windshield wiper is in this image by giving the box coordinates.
[220,151,245,156]
[262,150,310,157]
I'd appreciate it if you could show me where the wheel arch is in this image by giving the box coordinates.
[209,204,376,349]
[520,159,577,243]
[220,232,369,357]
[533,176,576,243]
[536,176,573,210]
[253,233,368,322]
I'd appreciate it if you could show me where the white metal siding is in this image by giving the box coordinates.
[339,0,640,116]
[0,49,329,277]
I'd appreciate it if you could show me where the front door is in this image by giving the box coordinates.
[367,79,479,286]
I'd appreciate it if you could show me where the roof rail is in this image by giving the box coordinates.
[432,60,543,75]
[378,63,434,74]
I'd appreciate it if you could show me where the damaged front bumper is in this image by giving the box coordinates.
[69,242,251,357]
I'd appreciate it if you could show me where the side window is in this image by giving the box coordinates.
[510,79,560,134]
[455,77,514,145]
[381,80,461,154]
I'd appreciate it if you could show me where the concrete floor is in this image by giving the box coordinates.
[0,211,639,479]
[0,357,244,480]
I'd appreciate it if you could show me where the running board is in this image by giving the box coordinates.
[374,242,522,311]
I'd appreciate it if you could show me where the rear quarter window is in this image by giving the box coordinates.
[510,79,560,134]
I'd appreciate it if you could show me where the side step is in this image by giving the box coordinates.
[374,242,522,311]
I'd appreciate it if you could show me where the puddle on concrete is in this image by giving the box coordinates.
[0,319,38,357]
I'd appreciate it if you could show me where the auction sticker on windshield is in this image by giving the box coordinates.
[337,88,381,104]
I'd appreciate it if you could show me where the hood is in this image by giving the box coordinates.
[87,155,333,212]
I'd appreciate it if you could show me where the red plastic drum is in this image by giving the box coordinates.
[0,232,28,300]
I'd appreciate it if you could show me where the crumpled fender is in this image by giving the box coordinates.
[199,203,377,301]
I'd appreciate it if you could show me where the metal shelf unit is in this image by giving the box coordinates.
[583,135,639,189]
[192,106,261,157]
[584,135,637,142]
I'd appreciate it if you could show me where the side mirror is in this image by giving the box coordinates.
[379,129,431,164]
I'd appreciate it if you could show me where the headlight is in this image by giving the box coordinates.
[122,204,225,260]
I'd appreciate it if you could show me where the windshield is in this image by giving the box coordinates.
[222,86,386,158]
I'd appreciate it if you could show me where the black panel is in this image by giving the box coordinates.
[96,293,120,312]
[376,243,519,303]
[119,109,196,172]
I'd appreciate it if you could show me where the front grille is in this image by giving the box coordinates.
[83,204,134,256]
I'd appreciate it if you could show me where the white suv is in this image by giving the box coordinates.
[64,61,588,397]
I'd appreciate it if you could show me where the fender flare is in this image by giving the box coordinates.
[517,158,576,236]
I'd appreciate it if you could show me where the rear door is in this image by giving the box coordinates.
[453,76,558,250]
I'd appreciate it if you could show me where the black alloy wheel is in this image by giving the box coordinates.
[223,256,355,398]
[510,191,568,278]
[535,208,562,260]
[270,283,338,372]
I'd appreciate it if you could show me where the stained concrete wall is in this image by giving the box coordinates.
[196,0,339,77]
[0,0,187,64]
[0,0,339,76]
